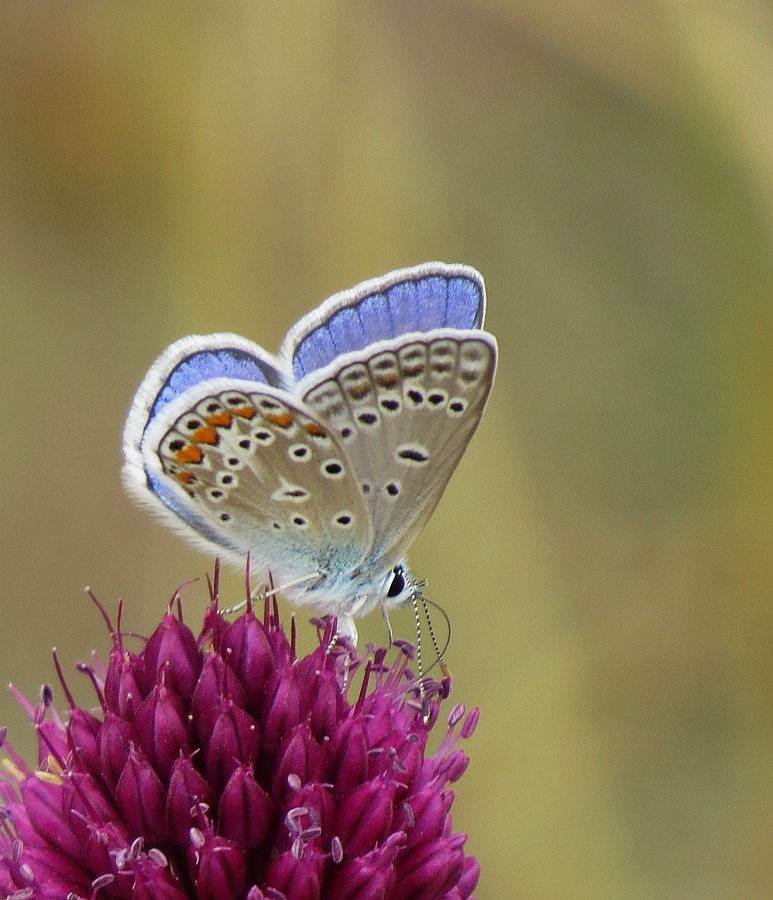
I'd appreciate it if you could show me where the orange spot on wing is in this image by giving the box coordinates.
[266,412,293,429]
[191,425,218,445]
[349,383,370,399]
[232,405,256,419]
[205,411,232,427]
[305,422,327,437]
[175,445,203,464]
[376,373,398,387]
[175,471,195,484]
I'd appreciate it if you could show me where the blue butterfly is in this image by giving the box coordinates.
[123,262,497,641]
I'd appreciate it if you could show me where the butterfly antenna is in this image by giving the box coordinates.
[420,591,451,680]
[410,590,430,721]
[408,578,453,720]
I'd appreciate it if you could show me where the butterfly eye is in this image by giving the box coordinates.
[387,565,406,598]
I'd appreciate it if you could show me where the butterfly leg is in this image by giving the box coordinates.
[381,602,395,647]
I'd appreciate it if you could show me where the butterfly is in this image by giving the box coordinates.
[123,262,497,642]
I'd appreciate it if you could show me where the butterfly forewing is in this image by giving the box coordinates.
[142,380,373,577]
[301,331,497,568]
[283,263,486,381]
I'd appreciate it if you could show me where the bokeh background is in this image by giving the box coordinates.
[1,2,772,897]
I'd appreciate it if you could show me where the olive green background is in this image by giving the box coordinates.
[1,3,772,898]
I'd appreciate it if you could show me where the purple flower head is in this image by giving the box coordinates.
[0,568,480,899]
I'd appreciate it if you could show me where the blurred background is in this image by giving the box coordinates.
[1,1,772,897]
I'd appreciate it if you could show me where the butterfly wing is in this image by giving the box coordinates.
[123,337,372,579]
[301,330,497,568]
[281,262,486,381]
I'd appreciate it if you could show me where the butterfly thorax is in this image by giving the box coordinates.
[280,557,416,619]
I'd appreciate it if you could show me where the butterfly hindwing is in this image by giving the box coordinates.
[123,336,289,497]
[138,378,373,577]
